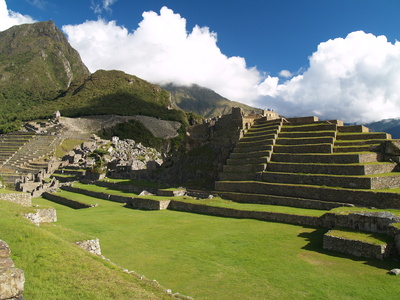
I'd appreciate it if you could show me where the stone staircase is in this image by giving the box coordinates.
[0,133,62,186]
[216,117,400,210]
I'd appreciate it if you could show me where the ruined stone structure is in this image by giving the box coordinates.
[0,240,24,300]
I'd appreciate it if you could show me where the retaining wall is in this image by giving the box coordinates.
[168,200,323,227]
[43,192,94,209]
[0,192,31,207]
[323,233,390,259]
[215,181,400,209]
[94,180,159,194]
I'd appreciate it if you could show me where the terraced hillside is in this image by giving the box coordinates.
[216,117,400,209]
[0,132,62,186]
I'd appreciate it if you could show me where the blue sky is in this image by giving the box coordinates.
[2,0,400,123]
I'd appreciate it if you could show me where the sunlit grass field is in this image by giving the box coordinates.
[32,192,400,300]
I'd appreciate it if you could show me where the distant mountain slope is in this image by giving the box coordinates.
[162,83,262,118]
[0,21,187,132]
[0,21,90,123]
[364,118,400,139]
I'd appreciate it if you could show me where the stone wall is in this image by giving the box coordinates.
[323,232,391,259]
[168,200,323,227]
[323,211,400,234]
[94,180,159,195]
[43,192,95,209]
[0,192,31,207]
[61,186,169,210]
[0,240,24,300]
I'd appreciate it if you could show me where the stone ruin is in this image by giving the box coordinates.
[0,240,24,300]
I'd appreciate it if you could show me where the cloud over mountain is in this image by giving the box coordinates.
[1,1,400,124]
[62,6,261,103]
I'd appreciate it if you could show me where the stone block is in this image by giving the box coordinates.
[0,240,11,258]
[0,268,25,300]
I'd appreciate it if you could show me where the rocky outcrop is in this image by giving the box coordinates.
[0,240,24,300]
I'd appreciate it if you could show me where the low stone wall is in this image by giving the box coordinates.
[127,198,171,210]
[22,208,57,225]
[43,192,94,209]
[0,240,24,300]
[215,181,400,209]
[323,232,390,259]
[168,200,323,227]
[75,239,101,256]
[217,191,351,210]
[273,144,332,154]
[323,212,400,234]
[0,192,31,207]
[94,180,159,195]
[62,186,169,210]
[267,161,395,176]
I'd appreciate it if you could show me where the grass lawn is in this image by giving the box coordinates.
[0,200,172,299]
[33,195,400,299]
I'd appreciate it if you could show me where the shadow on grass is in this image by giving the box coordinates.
[298,227,400,272]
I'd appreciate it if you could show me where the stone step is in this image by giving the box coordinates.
[334,140,386,147]
[338,125,369,133]
[336,132,391,140]
[214,180,400,209]
[260,171,400,189]
[234,143,273,153]
[280,123,337,132]
[333,145,380,153]
[240,132,278,142]
[276,137,334,145]
[271,152,380,164]
[230,150,271,159]
[219,172,259,181]
[253,118,283,127]
[243,127,279,138]
[278,131,336,139]
[217,191,354,210]
[223,163,266,173]
[266,161,396,176]
[226,156,270,165]
[273,143,333,153]
[235,140,274,150]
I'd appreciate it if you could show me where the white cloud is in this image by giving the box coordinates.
[91,0,117,15]
[63,6,261,102]
[257,31,400,123]
[0,0,36,31]
[278,69,292,78]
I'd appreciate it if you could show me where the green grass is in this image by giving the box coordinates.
[327,228,392,245]
[55,138,85,158]
[330,206,400,217]
[0,200,173,299]
[31,195,400,299]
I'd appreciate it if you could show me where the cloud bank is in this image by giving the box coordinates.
[0,0,35,31]
[1,1,400,123]
[258,31,400,123]
[63,6,261,102]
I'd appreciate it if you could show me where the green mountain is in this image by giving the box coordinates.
[364,118,400,139]
[0,21,90,130]
[162,83,262,118]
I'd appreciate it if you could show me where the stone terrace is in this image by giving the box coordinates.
[0,133,62,186]
[216,116,400,210]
